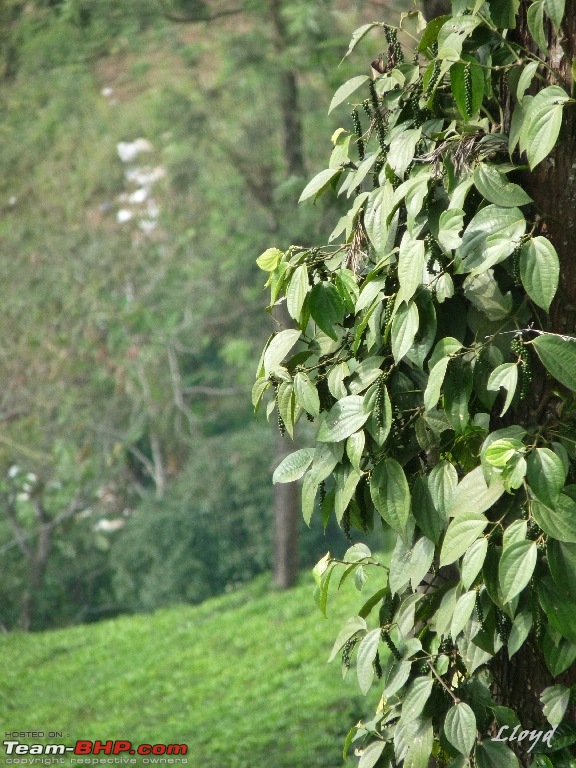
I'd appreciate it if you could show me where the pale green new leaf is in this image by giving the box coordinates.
[520,237,559,312]
[440,512,488,567]
[444,703,476,756]
[532,333,576,391]
[487,363,518,416]
[499,540,537,603]
[256,247,283,271]
[273,448,315,484]
[328,75,369,114]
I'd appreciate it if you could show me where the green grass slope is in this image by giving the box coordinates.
[1,575,376,768]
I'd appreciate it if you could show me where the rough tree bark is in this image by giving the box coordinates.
[489,2,576,763]
[268,0,306,589]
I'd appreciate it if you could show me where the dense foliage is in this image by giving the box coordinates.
[255,2,576,766]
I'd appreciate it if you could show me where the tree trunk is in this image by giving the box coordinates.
[489,3,576,763]
[268,0,306,589]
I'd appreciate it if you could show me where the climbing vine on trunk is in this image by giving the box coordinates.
[254,1,576,766]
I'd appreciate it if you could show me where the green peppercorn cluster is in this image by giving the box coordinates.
[342,635,359,669]
[495,607,512,645]
[351,107,365,161]
[463,63,473,116]
[511,334,533,401]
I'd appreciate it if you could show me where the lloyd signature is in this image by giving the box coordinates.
[492,724,557,753]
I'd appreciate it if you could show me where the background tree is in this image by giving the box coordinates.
[256,1,576,765]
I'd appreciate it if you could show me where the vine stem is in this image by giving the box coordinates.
[426,657,460,704]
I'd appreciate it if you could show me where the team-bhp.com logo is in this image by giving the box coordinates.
[3,740,188,764]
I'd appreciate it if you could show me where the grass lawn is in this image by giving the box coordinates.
[1,574,382,768]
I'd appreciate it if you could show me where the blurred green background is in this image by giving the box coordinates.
[0,1,399,764]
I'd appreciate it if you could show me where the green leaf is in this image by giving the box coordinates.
[317,395,370,443]
[538,576,576,642]
[398,234,426,302]
[541,685,570,726]
[438,208,464,251]
[263,329,301,375]
[356,628,381,694]
[424,357,449,412]
[328,75,369,114]
[499,540,537,603]
[520,237,559,312]
[437,15,482,60]
[428,461,458,519]
[548,539,576,596]
[440,512,488,567]
[412,476,447,544]
[484,437,524,468]
[309,281,345,341]
[527,0,547,51]
[487,363,518,416]
[544,0,565,30]
[508,610,533,658]
[463,269,513,321]
[286,264,309,322]
[447,466,505,518]
[342,23,380,61]
[532,333,576,391]
[273,448,315,484]
[299,168,341,203]
[358,741,386,768]
[370,458,411,536]
[335,466,362,523]
[543,632,576,676]
[276,381,295,438]
[391,300,419,363]
[461,537,488,589]
[388,128,422,178]
[457,205,525,273]
[451,590,477,637]
[473,164,532,207]
[252,376,270,410]
[451,58,484,119]
[520,85,569,169]
[294,372,320,418]
[527,447,566,505]
[301,473,320,525]
[328,615,367,662]
[516,60,539,102]
[490,0,520,27]
[400,677,434,724]
[364,183,395,256]
[531,494,576,543]
[409,536,435,590]
[257,247,283,271]
[444,702,476,756]
[476,740,519,768]
[308,441,344,484]
[346,430,365,473]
